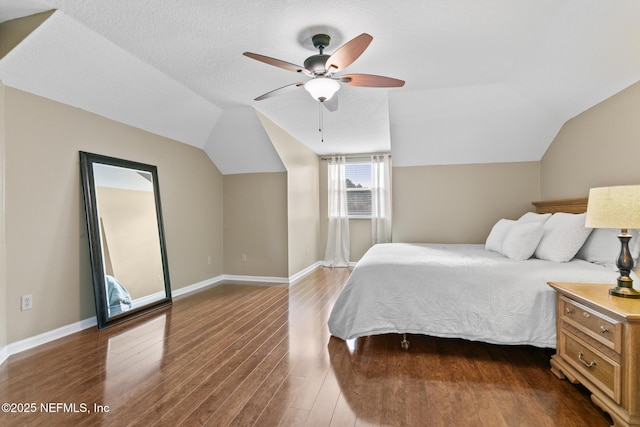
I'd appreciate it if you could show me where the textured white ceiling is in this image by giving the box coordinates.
[1,0,640,173]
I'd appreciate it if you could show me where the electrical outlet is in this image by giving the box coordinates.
[241,253,247,262]
[21,295,33,311]
[207,256,212,265]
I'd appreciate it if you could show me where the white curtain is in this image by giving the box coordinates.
[371,154,392,244]
[324,156,350,267]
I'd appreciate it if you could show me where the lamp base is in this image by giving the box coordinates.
[609,234,640,298]
[609,282,640,299]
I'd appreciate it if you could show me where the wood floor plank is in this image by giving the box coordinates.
[253,375,308,426]
[279,407,311,427]
[0,268,613,426]
[227,350,292,426]
[329,393,357,427]
[305,367,341,427]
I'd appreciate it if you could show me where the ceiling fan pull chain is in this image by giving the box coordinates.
[319,102,324,142]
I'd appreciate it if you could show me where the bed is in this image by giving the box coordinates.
[328,197,640,349]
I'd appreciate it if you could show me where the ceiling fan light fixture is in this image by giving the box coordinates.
[304,77,340,102]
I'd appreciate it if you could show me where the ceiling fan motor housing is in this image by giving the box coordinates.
[304,34,332,75]
[304,54,331,75]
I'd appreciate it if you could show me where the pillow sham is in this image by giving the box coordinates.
[576,228,640,266]
[501,222,544,260]
[518,212,552,224]
[485,219,515,253]
[534,213,592,262]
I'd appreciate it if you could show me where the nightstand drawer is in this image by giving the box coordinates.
[559,295,621,352]
[559,331,621,404]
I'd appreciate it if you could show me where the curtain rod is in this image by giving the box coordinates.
[320,153,391,161]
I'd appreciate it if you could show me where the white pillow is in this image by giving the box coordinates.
[518,212,552,224]
[576,228,640,266]
[534,213,593,262]
[485,219,515,253]
[501,222,544,260]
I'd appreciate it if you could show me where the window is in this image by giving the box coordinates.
[345,162,373,218]
[327,160,387,218]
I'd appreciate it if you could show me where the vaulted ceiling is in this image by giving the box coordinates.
[1,1,639,174]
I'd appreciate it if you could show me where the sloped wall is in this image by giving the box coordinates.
[541,81,640,199]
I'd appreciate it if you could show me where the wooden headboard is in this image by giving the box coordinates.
[532,197,588,214]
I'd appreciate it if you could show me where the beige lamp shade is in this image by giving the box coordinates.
[585,185,640,229]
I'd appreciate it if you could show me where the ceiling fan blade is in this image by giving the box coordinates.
[340,74,405,88]
[243,52,306,74]
[322,95,339,112]
[325,33,373,73]
[254,82,304,101]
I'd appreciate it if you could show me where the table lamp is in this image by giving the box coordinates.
[585,185,640,298]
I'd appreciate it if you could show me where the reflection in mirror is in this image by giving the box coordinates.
[80,152,171,329]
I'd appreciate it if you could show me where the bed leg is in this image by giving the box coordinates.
[401,334,410,350]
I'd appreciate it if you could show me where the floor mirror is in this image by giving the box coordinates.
[80,151,172,329]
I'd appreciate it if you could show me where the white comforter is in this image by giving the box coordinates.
[328,243,626,348]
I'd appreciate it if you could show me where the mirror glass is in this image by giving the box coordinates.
[80,152,171,329]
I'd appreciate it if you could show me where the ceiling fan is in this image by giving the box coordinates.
[243,33,405,108]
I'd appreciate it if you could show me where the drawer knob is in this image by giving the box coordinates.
[582,311,591,318]
[578,351,597,368]
[600,326,609,334]
[565,307,573,314]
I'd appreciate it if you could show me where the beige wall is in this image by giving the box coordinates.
[541,81,640,199]
[257,111,321,276]
[223,172,288,278]
[392,162,541,244]
[4,87,224,342]
[0,82,7,352]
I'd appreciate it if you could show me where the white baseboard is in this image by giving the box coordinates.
[172,274,226,297]
[223,261,324,285]
[222,274,289,284]
[6,316,97,359]
[289,261,324,283]
[1,263,325,364]
[0,346,8,366]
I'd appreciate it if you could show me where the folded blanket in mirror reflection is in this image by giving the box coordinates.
[106,275,132,315]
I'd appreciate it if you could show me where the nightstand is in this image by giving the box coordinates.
[548,282,640,427]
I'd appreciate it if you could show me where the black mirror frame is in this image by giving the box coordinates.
[80,151,172,329]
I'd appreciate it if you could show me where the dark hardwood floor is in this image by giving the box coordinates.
[0,267,611,426]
